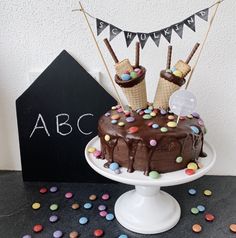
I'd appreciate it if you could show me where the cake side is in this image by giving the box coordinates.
[98,107,206,175]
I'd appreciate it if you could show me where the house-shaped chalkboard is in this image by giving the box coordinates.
[16,50,116,182]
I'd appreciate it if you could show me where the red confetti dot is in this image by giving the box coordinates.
[94,229,104,237]
[33,224,43,233]
[39,187,48,194]
[185,169,195,175]
[128,126,139,134]
[147,121,153,127]
[139,111,144,116]
[205,213,215,222]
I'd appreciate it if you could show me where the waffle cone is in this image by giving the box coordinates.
[153,77,180,110]
[121,79,147,110]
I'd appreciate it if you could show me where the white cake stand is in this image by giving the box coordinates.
[85,136,216,234]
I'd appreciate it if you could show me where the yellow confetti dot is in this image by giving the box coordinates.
[87,147,96,153]
[32,202,41,210]
[203,189,212,196]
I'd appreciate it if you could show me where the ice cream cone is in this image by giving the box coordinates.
[115,66,147,110]
[153,71,185,110]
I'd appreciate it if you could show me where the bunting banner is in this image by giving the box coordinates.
[76,2,222,49]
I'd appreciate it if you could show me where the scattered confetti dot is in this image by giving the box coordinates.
[230,224,236,233]
[197,205,205,213]
[191,207,199,215]
[188,188,197,195]
[22,235,32,238]
[205,213,215,222]
[101,193,110,201]
[65,192,73,199]
[93,229,104,237]
[89,194,97,201]
[49,215,59,223]
[69,231,79,238]
[99,211,107,217]
[50,204,59,211]
[72,203,80,210]
[50,186,58,193]
[32,202,41,210]
[192,224,202,233]
[203,189,212,196]
[84,202,92,209]
[98,205,107,211]
[79,217,88,225]
[33,224,43,233]
[106,213,114,221]
[39,187,47,194]
[53,230,63,238]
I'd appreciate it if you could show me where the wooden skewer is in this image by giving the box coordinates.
[79,1,124,109]
[166,45,172,69]
[185,43,200,64]
[135,42,140,68]
[185,0,222,89]
[103,38,119,63]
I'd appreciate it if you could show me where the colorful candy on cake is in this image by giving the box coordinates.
[89,40,207,177]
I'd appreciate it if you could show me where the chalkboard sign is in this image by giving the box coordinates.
[16,50,117,182]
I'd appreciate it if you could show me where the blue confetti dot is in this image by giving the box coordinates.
[84,203,92,209]
[106,213,115,221]
[188,188,197,195]
[79,216,88,225]
[118,235,128,238]
[197,205,206,212]
[152,123,159,129]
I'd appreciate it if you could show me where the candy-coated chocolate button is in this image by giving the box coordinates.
[185,169,195,175]
[89,194,97,201]
[53,230,63,238]
[118,122,125,127]
[205,213,215,222]
[160,127,168,132]
[176,156,183,163]
[187,114,193,119]
[173,70,183,78]
[191,207,199,215]
[229,224,236,233]
[150,112,156,117]
[39,187,47,194]
[50,186,58,193]
[197,205,205,213]
[150,139,157,146]
[160,109,167,115]
[149,171,160,179]
[114,168,121,174]
[198,119,205,126]
[188,188,197,195]
[168,115,175,120]
[72,203,80,210]
[192,224,202,233]
[49,215,59,223]
[192,112,200,118]
[144,109,152,114]
[111,114,120,120]
[104,135,110,141]
[65,192,73,199]
[187,162,198,171]
[32,202,41,210]
[84,202,92,209]
[99,211,107,217]
[190,126,200,134]
[126,117,135,123]
[88,147,96,153]
[50,204,59,211]
[93,150,102,158]
[128,126,139,133]
[33,224,43,233]
[106,213,114,221]
[118,235,128,238]
[101,193,110,200]
[143,114,152,120]
[98,205,107,211]
[130,71,138,79]
[167,121,177,128]
[139,110,144,116]
[93,229,104,237]
[121,74,131,81]
[147,121,153,127]
[134,68,141,73]
[111,106,116,110]
[152,123,159,129]
[203,189,212,196]
[109,162,119,171]
[22,235,32,238]
[117,108,123,113]
[79,217,88,225]
[111,119,117,124]
[69,231,79,238]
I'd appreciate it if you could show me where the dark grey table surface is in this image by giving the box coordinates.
[0,171,235,238]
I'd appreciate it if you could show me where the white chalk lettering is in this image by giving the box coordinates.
[187,17,194,25]
[140,34,147,40]
[126,32,133,39]
[174,24,180,30]
[164,28,170,35]
[77,113,94,135]
[199,10,206,17]
[56,113,72,136]
[99,21,104,29]
[152,32,160,39]
[112,28,118,35]
[30,114,50,138]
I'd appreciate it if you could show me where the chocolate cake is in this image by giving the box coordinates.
[98,107,206,175]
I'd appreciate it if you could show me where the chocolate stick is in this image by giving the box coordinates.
[135,42,140,68]
[103,38,119,63]
[166,45,172,69]
[185,43,200,64]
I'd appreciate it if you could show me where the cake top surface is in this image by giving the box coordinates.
[98,105,206,145]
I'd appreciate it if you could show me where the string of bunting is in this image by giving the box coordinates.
[73,1,224,49]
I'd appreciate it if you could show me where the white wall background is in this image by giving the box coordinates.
[0,0,236,175]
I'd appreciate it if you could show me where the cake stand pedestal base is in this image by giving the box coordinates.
[115,185,180,234]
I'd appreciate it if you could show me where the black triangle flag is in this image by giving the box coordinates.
[161,27,172,43]
[172,22,184,39]
[124,31,136,47]
[109,24,122,41]
[184,15,196,32]
[149,31,161,47]
[137,33,149,49]
[96,18,109,36]
[196,8,209,22]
